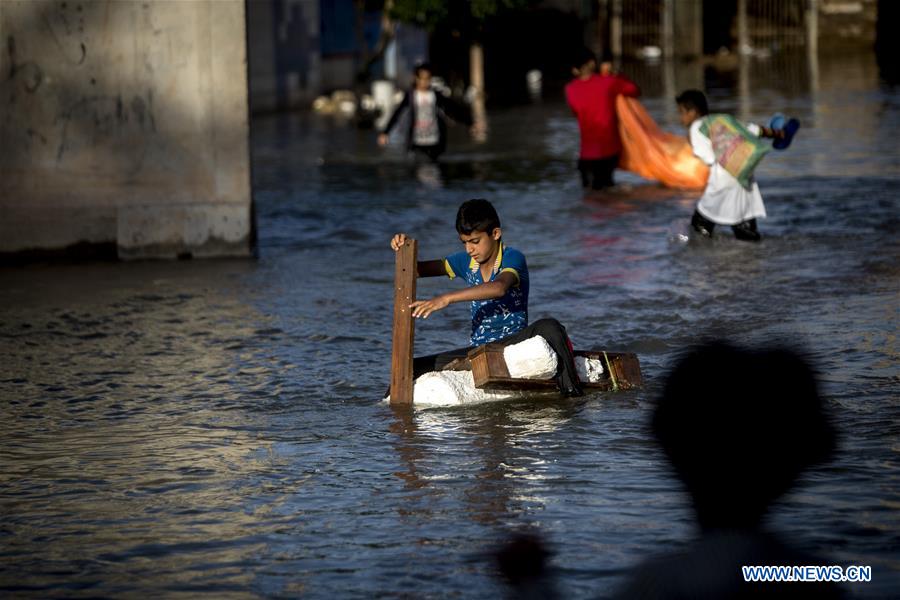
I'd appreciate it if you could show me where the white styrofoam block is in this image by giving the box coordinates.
[575,356,605,383]
[503,336,557,379]
[383,335,564,407]
[411,370,534,407]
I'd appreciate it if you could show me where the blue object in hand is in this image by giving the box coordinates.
[768,113,800,150]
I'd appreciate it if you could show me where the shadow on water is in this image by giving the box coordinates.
[1,53,899,597]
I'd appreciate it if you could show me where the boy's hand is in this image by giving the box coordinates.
[377,133,389,146]
[758,126,785,140]
[410,295,449,319]
[390,233,408,251]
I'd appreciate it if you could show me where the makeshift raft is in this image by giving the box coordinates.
[389,239,642,406]
[401,337,641,407]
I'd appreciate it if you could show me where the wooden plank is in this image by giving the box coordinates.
[478,377,616,392]
[390,238,417,404]
[610,353,643,389]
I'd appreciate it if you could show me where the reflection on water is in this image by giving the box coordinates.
[2,54,899,597]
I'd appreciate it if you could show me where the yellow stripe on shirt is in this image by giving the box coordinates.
[499,267,520,286]
[444,258,456,279]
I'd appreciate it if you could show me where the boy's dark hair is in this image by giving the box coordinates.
[456,199,500,235]
[573,47,597,69]
[675,89,709,116]
[413,62,432,78]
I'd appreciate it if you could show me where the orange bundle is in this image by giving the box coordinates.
[616,96,709,190]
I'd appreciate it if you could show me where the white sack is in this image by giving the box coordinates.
[411,370,538,407]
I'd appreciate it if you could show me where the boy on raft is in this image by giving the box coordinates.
[389,199,583,396]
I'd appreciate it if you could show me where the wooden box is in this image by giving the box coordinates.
[466,344,641,392]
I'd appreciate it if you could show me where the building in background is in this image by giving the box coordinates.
[246,0,427,113]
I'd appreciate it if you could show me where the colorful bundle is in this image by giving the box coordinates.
[700,114,770,189]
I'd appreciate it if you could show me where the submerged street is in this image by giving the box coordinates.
[1,54,898,597]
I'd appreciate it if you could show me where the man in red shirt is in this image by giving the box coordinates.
[565,49,640,189]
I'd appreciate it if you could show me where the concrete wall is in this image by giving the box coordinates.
[246,0,320,112]
[0,0,253,260]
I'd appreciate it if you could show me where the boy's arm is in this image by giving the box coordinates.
[564,84,576,114]
[754,124,783,139]
[616,75,640,98]
[381,92,409,135]
[411,271,517,319]
[436,92,473,126]
[689,121,716,165]
[417,260,446,278]
[745,123,762,137]
[744,122,783,139]
[389,234,449,278]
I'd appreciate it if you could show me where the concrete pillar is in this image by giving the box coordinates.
[737,0,750,121]
[610,0,622,60]
[737,0,750,54]
[807,0,820,93]
[469,42,487,141]
[661,0,674,60]
[0,0,253,260]
[372,80,396,131]
[673,0,703,59]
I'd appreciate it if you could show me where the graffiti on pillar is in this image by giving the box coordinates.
[7,35,45,96]
[4,34,49,165]
[0,2,182,179]
[54,89,158,173]
[41,3,88,66]
[2,1,232,186]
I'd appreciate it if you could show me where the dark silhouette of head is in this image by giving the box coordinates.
[572,46,597,70]
[413,62,433,78]
[494,532,557,599]
[495,533,550,584]
[652,341,836,531]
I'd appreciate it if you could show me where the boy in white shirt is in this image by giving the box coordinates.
[676,90,784,242]
[378,63,472,162]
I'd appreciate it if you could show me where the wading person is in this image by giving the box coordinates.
[377,63,472,162]
[565,48,640,190]
[389,199,582,396]
[677,89,797,242]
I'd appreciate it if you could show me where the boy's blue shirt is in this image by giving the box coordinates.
[443,243,529,346]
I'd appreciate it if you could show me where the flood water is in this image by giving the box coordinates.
[1,54,898,597]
